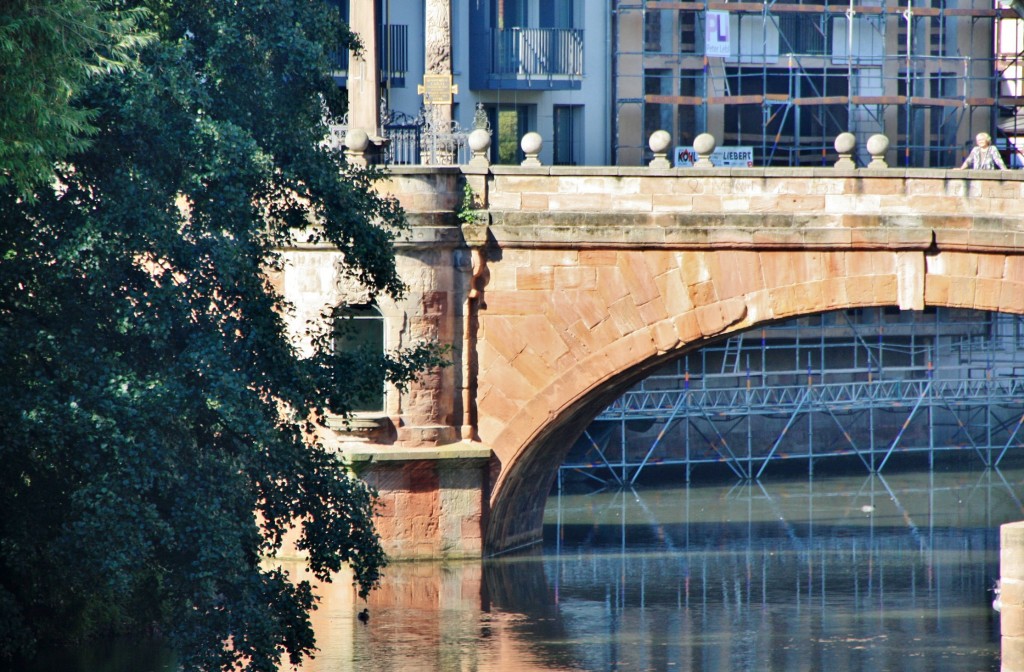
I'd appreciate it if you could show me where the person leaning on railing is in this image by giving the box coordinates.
[959,132,1008,170]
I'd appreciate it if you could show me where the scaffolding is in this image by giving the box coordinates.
[613,0,1024,167]
[563,308,1024,485]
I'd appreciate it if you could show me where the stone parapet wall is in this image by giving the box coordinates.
[376,166,464,215]
[379,165,1024,250]
[477,167,1024,251]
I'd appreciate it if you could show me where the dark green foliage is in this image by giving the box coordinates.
[0,0,152,195]
[0,1,426,669]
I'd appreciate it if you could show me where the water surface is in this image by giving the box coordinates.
[334,464,1018,671]
[26,462,1024,671]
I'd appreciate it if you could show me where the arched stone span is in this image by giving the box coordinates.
[478,248,1024,553]
[280,166,1024,559]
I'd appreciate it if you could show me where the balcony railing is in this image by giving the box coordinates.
[490,27,583,80]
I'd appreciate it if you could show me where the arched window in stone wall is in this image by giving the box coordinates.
[334,303,385,413]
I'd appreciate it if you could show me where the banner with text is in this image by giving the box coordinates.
[675,146,754,168]
[705,11,731,57]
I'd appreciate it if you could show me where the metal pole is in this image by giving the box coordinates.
[903,8,913,166]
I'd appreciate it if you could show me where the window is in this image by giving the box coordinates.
[492,0,574,30]
[334,304,385,413]
[484,103,534,164]
[553,105,584,166]
[493,0,527,29]
[540,1,573,29]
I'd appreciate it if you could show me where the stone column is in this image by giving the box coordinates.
[425,0,453,140]
[348,0,380,137]
[1002,521,1024,671]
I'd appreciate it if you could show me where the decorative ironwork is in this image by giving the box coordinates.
[473,102,491,133]
[382,109,423,165]
[326,111,349,151]
[380,107,471,166]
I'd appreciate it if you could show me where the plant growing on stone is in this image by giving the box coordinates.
[458,181,484,226]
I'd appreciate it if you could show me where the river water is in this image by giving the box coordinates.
[28,461,1024,672]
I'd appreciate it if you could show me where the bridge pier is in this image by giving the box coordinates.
[1003,522,1024,671]
[347,445,492,559]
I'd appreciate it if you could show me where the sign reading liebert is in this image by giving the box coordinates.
[418,74,459,105]
[675,145,754,167]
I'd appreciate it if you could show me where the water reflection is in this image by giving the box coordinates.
[27,464,1024,671]
[315,465,1018,672]
[540,469,1014,672]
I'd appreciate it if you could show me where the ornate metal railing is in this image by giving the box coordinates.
[490,27,583,79]
[381,108,473,166]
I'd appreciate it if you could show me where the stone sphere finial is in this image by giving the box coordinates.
[520,132,543,166]
[648,130,673,169]
[345,128,370,153]
[344,128,370,167]
[834,132,857,169]
[866,134,890,169]
[693,133,716,168]
[467,128,491,168]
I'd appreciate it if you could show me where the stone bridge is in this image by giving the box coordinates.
[278,157,1024,560]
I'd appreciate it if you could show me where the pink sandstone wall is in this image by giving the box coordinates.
[468,168,1024,552]
[280,165,1024,557]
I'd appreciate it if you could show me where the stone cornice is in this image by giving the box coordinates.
[481,210,1024,252]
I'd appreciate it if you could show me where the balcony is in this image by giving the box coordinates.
[475,27,584,90]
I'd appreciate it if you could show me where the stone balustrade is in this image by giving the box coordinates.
[342,125,1018,174]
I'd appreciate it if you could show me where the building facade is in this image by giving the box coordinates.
[331,0,1023,168]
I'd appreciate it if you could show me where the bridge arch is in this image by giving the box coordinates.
[279,166,1024,559]
[479,248,1024,554]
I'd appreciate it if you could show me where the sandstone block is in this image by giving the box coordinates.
[924,274,950,305]
[612,194,654,212]
[638,296,669,326]
[688,280,718,308]
[608,297,646,336]
[597,267,630,304]
[618,251,660,305]
[549,193,613,211]
[521,193,550,211]
[859,178,905,196]
[516,266,554,291]
[712,250,763,300]
[652,320,680,353]
[975,278,1003,311]
[673,311,703,343]
[651,194,696,212]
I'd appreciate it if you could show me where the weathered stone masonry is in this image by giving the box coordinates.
[279,165,1024,559]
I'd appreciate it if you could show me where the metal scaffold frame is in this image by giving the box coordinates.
[563,308,1024,485]
[613,0,1024,167]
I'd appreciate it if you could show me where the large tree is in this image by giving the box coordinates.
[0,1,432,670]
[0,0,151,195]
